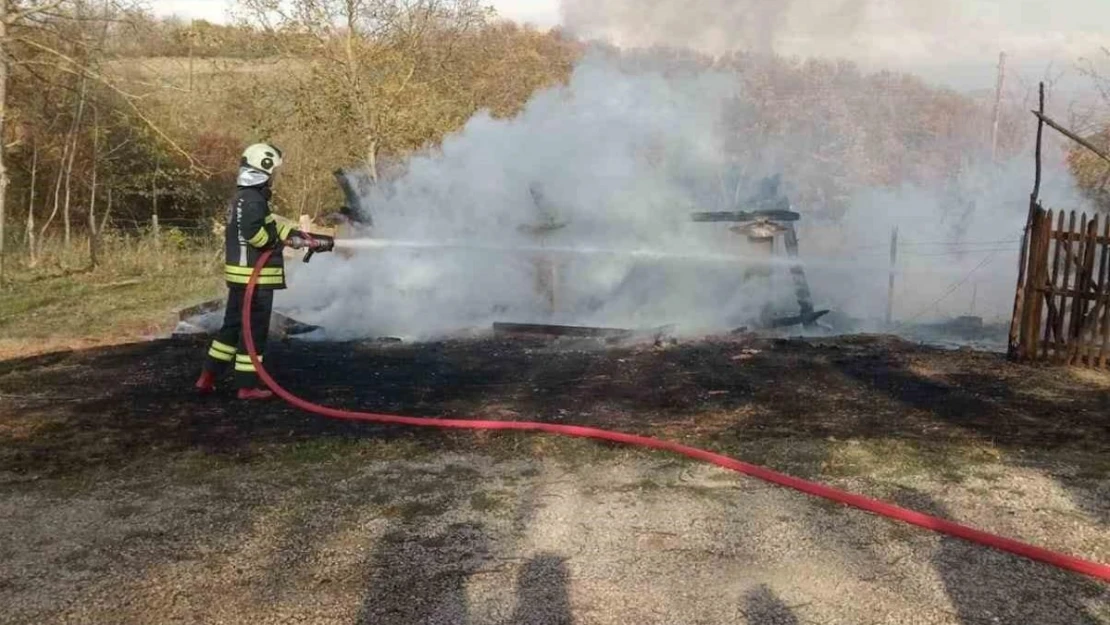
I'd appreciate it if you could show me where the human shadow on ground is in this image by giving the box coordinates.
[743,585,800,625]
[510,554,574,625]
[355,521,492,625]
[353,536,575,625]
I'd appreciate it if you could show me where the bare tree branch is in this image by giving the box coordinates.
[15,35,205,172]
[6,0,69,25]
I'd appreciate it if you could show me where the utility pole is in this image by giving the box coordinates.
[886,226,898,327]
[991,51,1007,162]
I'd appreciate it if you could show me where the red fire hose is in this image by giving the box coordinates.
[242,249,1110,583]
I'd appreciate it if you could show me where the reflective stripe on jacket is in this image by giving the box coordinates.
[223,185,294,289]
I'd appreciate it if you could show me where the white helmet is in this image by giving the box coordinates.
[241,142,283,174]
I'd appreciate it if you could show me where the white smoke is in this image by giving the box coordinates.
[560,0,870,57]
[801,157,1089,331]
[559,0,1107,91]
[282,53,794,339]
[276,25,1095,342]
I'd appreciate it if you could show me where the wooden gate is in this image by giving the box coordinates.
[1009,204,1110,367]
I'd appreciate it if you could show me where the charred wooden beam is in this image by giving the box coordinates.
[767,309,830,329]
[493,322,633,339]
[333,168,373,227]
[691,209,800,223]
[178,298,223,322]
[782,223,815,315]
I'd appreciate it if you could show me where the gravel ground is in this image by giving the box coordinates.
[0,451,1107,625]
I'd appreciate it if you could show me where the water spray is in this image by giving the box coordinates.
[336,237,804,268]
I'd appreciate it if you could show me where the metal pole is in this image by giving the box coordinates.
[990,52,1007,162]
[886,226,898,327]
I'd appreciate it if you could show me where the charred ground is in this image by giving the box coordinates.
[1,334,1108,478]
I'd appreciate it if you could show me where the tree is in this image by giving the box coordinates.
[0,1,216,277]
[0,1,71,281]
[1071,48,1110,212]
[236,0,492,181]
[0,1,123,279]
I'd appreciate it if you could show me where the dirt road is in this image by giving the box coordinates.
[1,335,1107,624]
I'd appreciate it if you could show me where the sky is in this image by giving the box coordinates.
[151,0,1108,92]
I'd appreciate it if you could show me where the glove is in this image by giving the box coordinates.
[286,231,335,253]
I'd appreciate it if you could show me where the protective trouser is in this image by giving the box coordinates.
[202,286,274,389]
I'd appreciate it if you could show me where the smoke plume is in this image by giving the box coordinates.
[560,0,871,57]
[276,14,1094,343]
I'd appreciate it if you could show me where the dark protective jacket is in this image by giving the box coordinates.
[223,184,294,289]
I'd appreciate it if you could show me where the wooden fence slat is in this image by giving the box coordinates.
[1068,213,1089,363]
[1031,210,1053,361]
[1024,208,1047,360]
[1042,210,1065,359]
[1078,216,1101,365]
[1071,215,1095,364]
[1083,217,1101,366]
[1009,204,1035,357]
[1055,211,1077,363]
[1101,217,1110,368]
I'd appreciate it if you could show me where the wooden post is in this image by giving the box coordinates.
[886,226,898,327]
[1032,83,1045,202]
[1009,83,1047,360]
[1021,208,1048,360]
[782,223,816,324]
[991,51,1006,162]
[1009,206,1032,357]
[1016,210,1036,359]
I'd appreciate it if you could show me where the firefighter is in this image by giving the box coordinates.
[194,143,334,400]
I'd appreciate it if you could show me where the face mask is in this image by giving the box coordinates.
[237,166,271,188]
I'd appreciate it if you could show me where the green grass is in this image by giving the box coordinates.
[0,233,223,351]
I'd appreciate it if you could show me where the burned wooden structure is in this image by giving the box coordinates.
[692,176,828,329]
[518,183,569,316]
[331,168,374,229]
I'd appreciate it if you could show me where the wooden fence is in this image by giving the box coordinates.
[1009,204,1110,367]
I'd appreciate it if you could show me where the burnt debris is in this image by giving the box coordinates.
[691,175,829,331]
